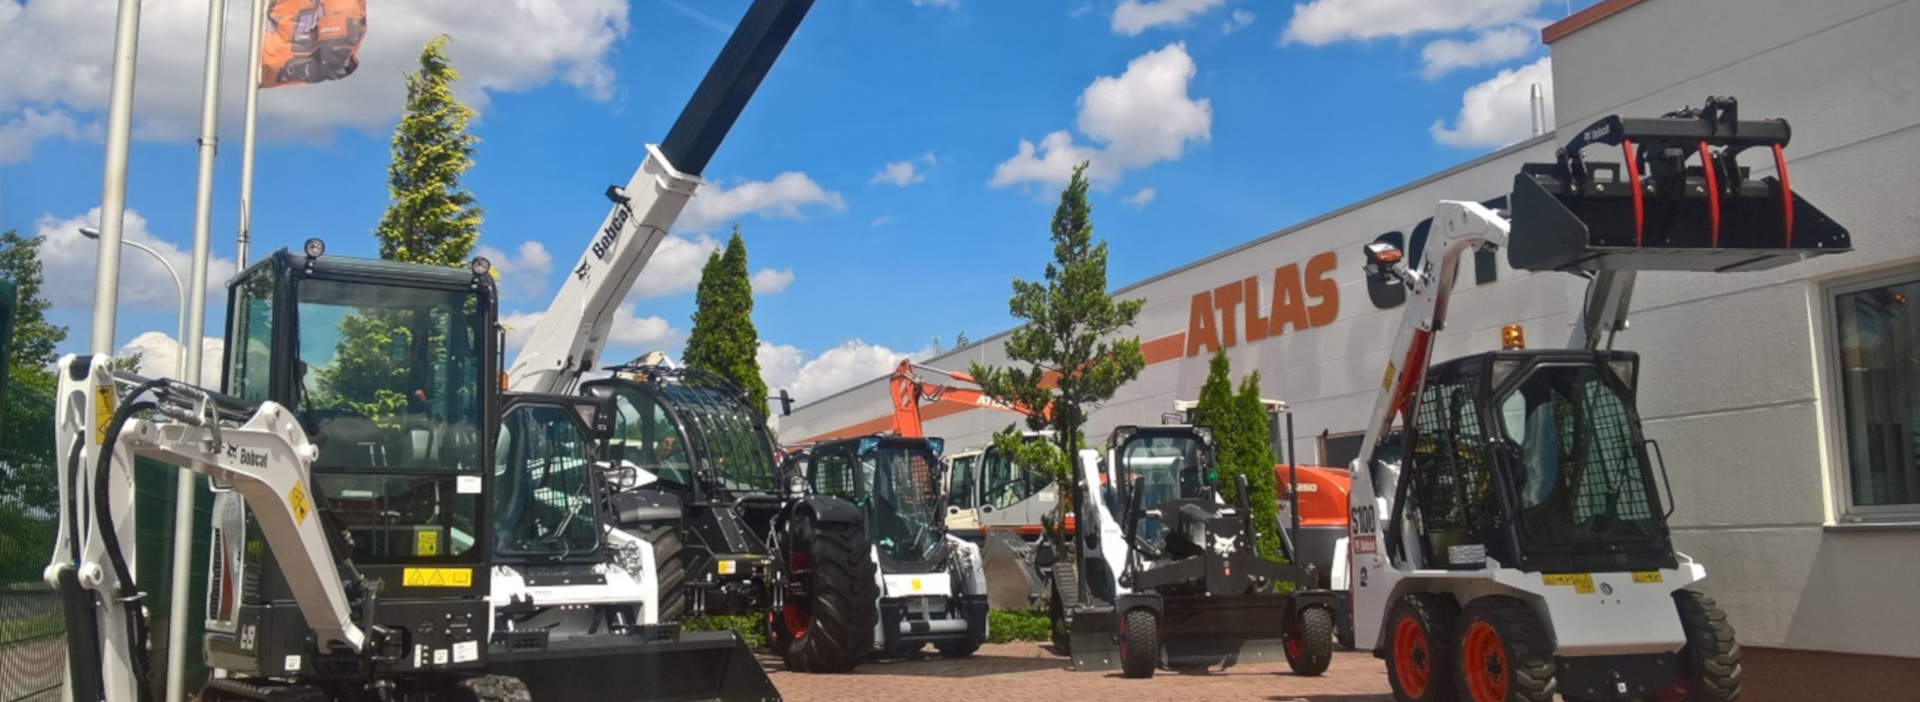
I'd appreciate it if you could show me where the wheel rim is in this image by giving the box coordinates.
[1285,613,1304,659]
[783,551,812,639]
[1392,615,1430,698]
[1463,620,1509,702]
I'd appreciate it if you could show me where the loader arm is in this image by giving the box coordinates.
[507,0,815,394]
[47,356,371,702]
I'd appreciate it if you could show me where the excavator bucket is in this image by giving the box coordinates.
[489,629,780,702]
[1509,97,1850,273]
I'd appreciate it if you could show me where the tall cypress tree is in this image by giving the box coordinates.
[1191,350,1283,560]
[374,34,482,266]
[684,226,768,406]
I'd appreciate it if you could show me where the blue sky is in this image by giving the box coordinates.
[0,0,1598,399]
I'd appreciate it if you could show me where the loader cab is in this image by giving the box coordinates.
[1392,348,1676,574]
[1110,425,1216,548]
[797,435,947,567]
[212,243,499,673]
[582,366,782,504]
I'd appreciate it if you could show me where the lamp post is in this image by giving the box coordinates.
[80,226,186,378]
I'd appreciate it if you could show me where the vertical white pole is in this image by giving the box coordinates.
[165,0,228,698]
[89,0,143,356]
[236,0,267,271]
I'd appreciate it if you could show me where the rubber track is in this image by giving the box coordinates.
[783,513,880,673]
[1120,608,1158,679]
[1287,606,1334,677]
[1387,593,1460,702]
[1461,596,1557,702]
[1673,590,1743,702]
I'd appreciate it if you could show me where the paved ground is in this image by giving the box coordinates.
[764,643,1395,702]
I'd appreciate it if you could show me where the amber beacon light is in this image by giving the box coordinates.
[1502,324,1526,350]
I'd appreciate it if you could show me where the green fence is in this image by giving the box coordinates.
[1,380,214,702]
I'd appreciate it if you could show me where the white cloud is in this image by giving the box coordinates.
[1123,187,1157,209]
[991,43,1212,190]
[871,160,926,187]
[0,107,90,165]
[758,339,935,410]
[681,172,846,232]
[0,0,628,156]
[631,233,719,298]
[870,215,894,228]
[501,303,678,355]
[1280,0,1543,45]
[1421,27,1535,79]
[1222,9,1256,34]
[1112,0,1228,36]
[32,208,236,313]
[751,268,795,294]
[117,332,225,384]
[1432,56,1552,148]
[478,241,553,301]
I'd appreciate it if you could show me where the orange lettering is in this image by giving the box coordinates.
[1305,251,1340,327]
[1187,291,1219,357]
[1242,276,1269,342]
[1212,281,1244,348]
[1271,263,1310,335]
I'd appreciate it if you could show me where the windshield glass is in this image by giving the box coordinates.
[1117,433,1205,544]
[605,373,779,496]
[609,392,692,487]
[980,448,1048,510]
[294,277,487,563]
[494,404,599,558]
[1497,365,1660,549]
[947,453,978,511]
[861,444,942,563]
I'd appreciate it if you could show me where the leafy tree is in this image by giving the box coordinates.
[374,34,482,266]
[970,163,1145,542]
[683,227,768,407]
[0,230,68,392]
[0,230,63,580]
[1191,350,1282,560]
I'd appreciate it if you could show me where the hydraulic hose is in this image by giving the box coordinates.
[92,376,167,702]
[65,435,85,563]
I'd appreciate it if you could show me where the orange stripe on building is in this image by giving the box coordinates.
[1141,332,1186,366]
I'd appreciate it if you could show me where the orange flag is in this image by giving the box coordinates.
[260,0,367,89]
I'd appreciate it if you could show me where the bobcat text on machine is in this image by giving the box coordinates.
[1345,97,1849,702]
[1041,425,1337,679]
[778,435,991,659]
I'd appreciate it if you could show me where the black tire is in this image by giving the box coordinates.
[641,524,688,623]
[1285,605,1335,677]
[1454,596,1556,702]
[779,512,881,673]
[455,675,532,702]
[1385,593,1460,702]
[1119,607,1159,679]
[1658,590,1742,702]
[936,637,982,658]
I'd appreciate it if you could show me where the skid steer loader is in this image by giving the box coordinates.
[48,244,775,702]
[1347,97,1848,702]
[1040,425,1336,678]
[779,435,990,659]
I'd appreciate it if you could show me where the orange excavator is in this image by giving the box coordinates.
[887,360,1060,541]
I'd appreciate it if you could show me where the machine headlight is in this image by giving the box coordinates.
[786,473,807,497]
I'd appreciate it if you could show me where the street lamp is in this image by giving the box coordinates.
[81,225,187,379]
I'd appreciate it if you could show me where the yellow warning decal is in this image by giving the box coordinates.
[288,482,310,526]
[94,385,116,444]
[716,559,736,575]
[910,578,923,592]
[1382,362,1397,390]
[1632,571,1664,584]
[403,568,473,588]
[1542,573,1595,594]
[415,530,439,556]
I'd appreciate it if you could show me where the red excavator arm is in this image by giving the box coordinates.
[888,359,1033,437]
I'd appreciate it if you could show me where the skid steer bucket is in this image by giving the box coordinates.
[1157,594,1289,670]
[1509,97,1850,273]
[488,629,779,702]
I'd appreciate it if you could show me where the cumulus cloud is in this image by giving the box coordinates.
[681,172,845,233]
[0,0,628,155]
[1280,0,1544,45]
[1123,187,1157,209]
[630,233,719,298]
[870,153,936,187]
[117,332,226,383]
[0,107,91,165]
[1432,56,1552,148]
[991,43,1211,190]
[1222,9,1256,34]
[33,208,236,313]
[479,241,553,301]
[1420,27,1535,79]
[501,303,678,355]
[751,268,795,294]
[1112,0,1228,36]
[758,339,935,411]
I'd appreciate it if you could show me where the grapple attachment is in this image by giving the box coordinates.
[1509,96,1850,273]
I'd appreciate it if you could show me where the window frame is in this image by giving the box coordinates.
[1821,264,1920,523]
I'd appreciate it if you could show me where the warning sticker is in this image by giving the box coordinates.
[288,482,310,526]
[1351,535,1378,554]
[416,530,439,556]
[1542,573,1596,594]
[1381,362,1397,390]
[94,385,116,444]
[1632,571,1664,584]
[403,568,474,588]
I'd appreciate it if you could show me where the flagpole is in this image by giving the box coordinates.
[164,0,229,698]
[89,0,145,357]
[236,0,266,272]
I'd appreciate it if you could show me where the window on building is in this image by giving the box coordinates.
[1830,268,1920,519]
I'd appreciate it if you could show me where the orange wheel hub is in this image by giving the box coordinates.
[1392,615,1430,698]
[1462,620,1509,702]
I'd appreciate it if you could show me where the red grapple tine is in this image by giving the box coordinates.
[1773,143,1794,248]
[1699,141,1720,247]
[1623,140,1644,247]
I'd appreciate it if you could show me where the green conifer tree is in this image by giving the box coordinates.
[684,226,769,406]
[374,35,482,266]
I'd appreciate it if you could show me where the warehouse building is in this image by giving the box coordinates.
[780,0,1919,697]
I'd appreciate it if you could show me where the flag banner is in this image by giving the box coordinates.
[261,0,367,89]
